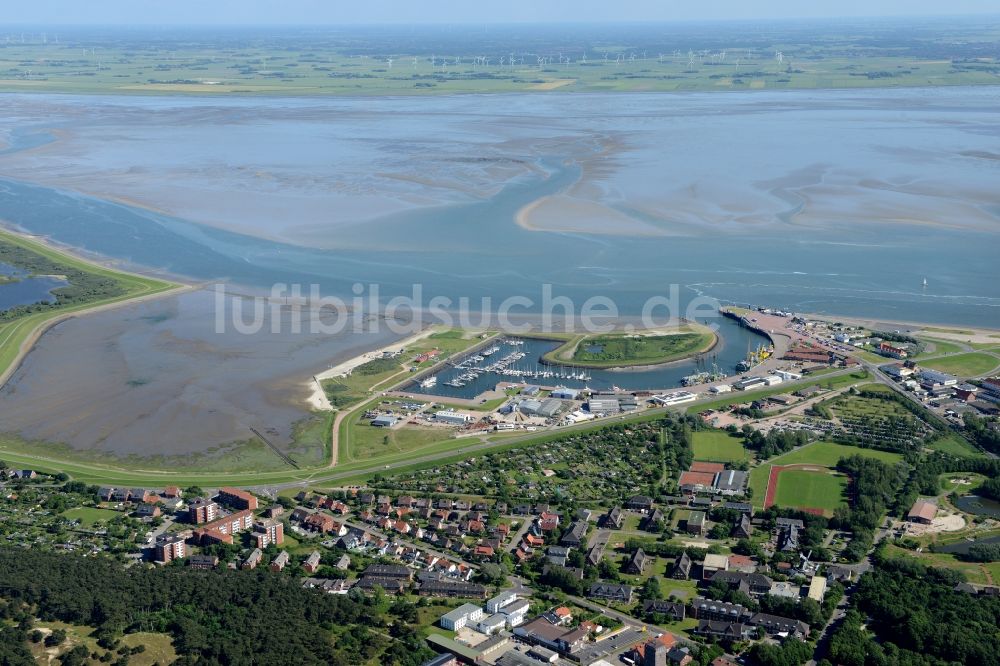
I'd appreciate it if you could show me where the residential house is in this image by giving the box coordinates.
[188,554,218,570]
[671,551,693,579]
[695,620,753,641]
[242,548,262,570]
[642,507,665,532]
[587,542,606,567]
[686,511,706,535]
[624,548,649,575]
[302,551,322,574]
[588,582,633,604]
[560,520,588,547]
[733,514,752,539]
[749,612,810,638]
[270,550,290,572]
[136,503,161,519]
[626,495,654,513]
[603,506,624,530]
[643,600,686,622]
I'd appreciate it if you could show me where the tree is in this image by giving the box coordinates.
[640,576,663,601]
[44,628,67,647]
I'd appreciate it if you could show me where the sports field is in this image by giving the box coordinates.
[691,430,749,463]
[920,352,1000,378]
[771,468,848,514]
[749,441,901,508]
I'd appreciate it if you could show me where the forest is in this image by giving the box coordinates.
[0,547,435,665]
[826,556,1000,666]
[832,456,909,562]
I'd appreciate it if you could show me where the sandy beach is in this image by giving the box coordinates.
[304,326,438,410]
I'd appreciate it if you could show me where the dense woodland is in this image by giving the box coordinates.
[963,412,1000,456]
[0,239,127,321]
[826,556,1000,666]
[0,548,434,665]
[832,456,909,562]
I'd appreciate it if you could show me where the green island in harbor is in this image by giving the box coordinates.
[539,325,717,368]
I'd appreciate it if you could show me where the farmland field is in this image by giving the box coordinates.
[2,20,999,97]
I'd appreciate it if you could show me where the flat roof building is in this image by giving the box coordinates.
[440,603,484,631]
[435,410,472,426]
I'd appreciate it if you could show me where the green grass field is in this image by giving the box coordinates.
[61,506,122,526]
[691,430,748,463]
[345,420,453,463]
[920,352,1000,378]
[772,469,848,512]
[927,434,983,457]
[541,327,715,368]
[882,544,997,586]
[767,441,903,467]
[915,337,966,357]
[28,621,177,666]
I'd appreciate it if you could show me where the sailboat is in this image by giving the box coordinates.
[922,277,928,288]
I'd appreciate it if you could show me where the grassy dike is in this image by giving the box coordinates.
[0,228,182,385]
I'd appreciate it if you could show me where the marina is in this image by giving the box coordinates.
[406,317,770,400]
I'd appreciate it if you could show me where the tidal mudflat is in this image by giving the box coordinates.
[0,88,997,327]
[0,288,404,462]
